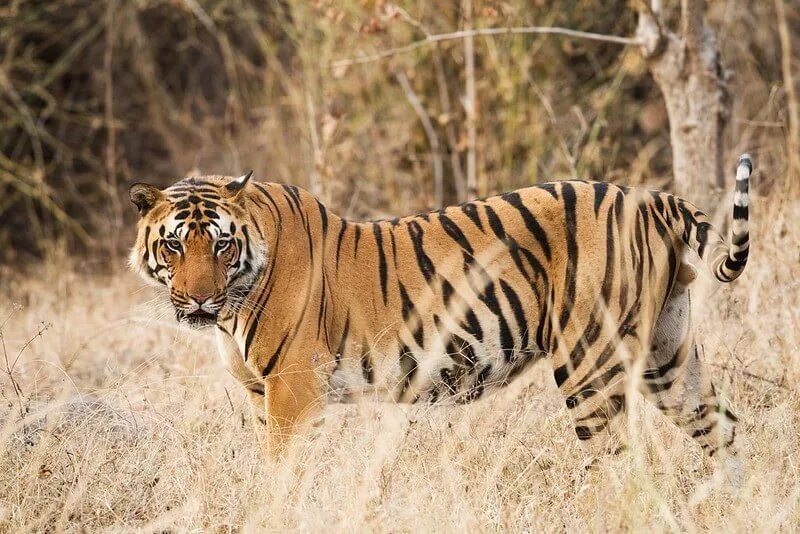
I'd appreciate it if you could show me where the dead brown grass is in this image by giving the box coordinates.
[0,196,798,532]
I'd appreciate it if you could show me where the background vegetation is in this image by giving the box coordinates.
[1,0,799,531]
[1,0,796,261]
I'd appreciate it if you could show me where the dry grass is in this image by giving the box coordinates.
[0,196,797,532]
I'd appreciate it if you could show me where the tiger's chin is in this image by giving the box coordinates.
[175,309,218,329]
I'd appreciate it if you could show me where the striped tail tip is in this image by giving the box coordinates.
[718,153,752,282]
[737,153,753,175]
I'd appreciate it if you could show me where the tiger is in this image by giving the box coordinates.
[129,154,752,462]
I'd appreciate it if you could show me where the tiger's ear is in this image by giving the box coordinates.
[129,183,164,216]
[224,171,253,197]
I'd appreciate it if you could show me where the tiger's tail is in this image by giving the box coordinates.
[677,153,752,283]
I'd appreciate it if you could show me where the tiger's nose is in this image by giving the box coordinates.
[189,292,213,305]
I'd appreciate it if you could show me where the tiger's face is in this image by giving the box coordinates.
[128,172,265,328]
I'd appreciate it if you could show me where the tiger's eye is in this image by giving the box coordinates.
[165,239,182,253]
[215,238,232,255]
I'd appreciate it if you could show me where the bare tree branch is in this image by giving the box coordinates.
[395,71,443,208]
[331,26,642,69]
[680,0,704,51]
[634,0,665,58]
[463,0,477,199]
[432,47,466,202]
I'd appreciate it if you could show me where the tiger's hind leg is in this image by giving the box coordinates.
[554,335,643,462]
[641,264,738,458]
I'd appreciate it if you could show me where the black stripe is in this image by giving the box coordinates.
[262,332,289,377]
[398,344,417,400]
[695,222,711,257]
[461,309,484,343]
[564,362,624,409]
[461,203,484,231]
[282,184,303,215]
[440,277,484,343]
[593,182,609,216]
[499,279,528,349]
[244,316,259,360]
[735,176,749,193]
[483,204,538,287]
[731,247,748,262]
[667,195,679,219]
[335,314,350,361]
[360,337,374,384]
[553,365,569,388]
[353,225,362,256]
[316,200,329,237]
[650,191,665,215]
[558,183,579,331]
[724,256,745,271]
[398,282,425,347]
[501,191,552,260]
[335,221,347,266]
[691,422,717,438]
[407,220,436,284]
[373,223,389,305]
[390,229,399,268]
[398,281,414,321]
[643,347,682,381]
[732,204,748,220]
[476,280,515,361]
[142,226,151,263]
[539,182,559,200]
[566,312,603,371]
[316,277,327,338]
[447,333,478,370]
[439,214,474,254]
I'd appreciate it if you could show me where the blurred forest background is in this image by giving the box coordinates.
[0,0,797,264]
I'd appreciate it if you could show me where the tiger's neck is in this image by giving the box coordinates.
[223,184,362,367]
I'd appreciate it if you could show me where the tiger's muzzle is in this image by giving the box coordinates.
[174,293,227,328]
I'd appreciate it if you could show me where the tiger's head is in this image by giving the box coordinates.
[128,172,266,328]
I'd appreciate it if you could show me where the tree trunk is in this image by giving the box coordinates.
[637,0,729,209]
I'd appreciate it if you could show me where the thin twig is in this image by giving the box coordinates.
[463,0,477,199]
[1,329,25,418]
[11,321,51,372]
[708,362,789,391]
[305,90,322,197]
[331,26,642,69]
[395,71,443,208]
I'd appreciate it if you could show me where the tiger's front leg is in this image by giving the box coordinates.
[217,329,325,460]
[246,389,272,461]
[260,357,327,460]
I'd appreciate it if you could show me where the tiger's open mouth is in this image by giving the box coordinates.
[176,309,217,328]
